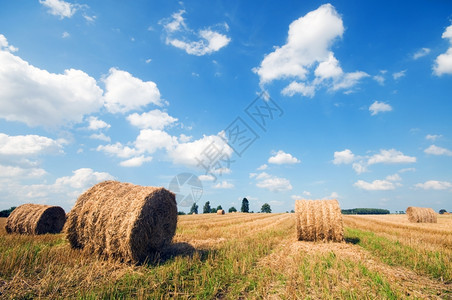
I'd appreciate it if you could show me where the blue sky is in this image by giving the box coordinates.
[0,0,451,213]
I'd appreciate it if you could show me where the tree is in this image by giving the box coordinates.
[241,198,249,213]
[341,208,390,215]
[189,203,198,214]
[261,203,272,213]
[203,201,211,214]
[0,206,16,218]
[228,206,237,213]
[210,207,217,213]
[439,209,447,214]
[178,211,186,215]
[217,205,223,211]
[290,209,295,213]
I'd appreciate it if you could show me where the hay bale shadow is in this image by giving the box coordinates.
[143,242,211,266]
[345,237,360,244]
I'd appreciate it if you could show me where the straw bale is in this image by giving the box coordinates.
[5,204,66,234]
[295,199,344,242]
[406,206,437,223]
[217,209,225,215]
[65,180,177,263]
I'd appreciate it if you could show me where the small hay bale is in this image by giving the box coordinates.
[5,204,66,235]
[294,199,344,242]
[65,180,177,263]
[217,209,225,215]
[406,206,437,223]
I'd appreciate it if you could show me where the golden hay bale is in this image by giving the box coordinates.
[406,206,437,223]
[294,199,344,242]
[65,180,177,263]
[217,209,225,215]
[5,204,66,235]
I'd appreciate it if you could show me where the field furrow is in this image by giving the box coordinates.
[1,214,451,299]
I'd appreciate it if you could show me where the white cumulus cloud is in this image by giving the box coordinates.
[333,149,355,165]
[257,164,268,171]
[369,101,392,116]
[199,174,215,181]
[119,155,152,167]
[415,180,452,190]
[281,81,316,97]
[168,133,232,168]
[87,116,110,131]
[354,179,396,191]
[253,4,368,96]
[0,38,103,127]
[0,133,64,155]
[97,142,139,158]
[55,168,114,189]
[89,133,111,142]
[127,109,177,130]
[268,150,300,165]
[333,148,415,174]
[103,68,163,113]
[161,10,230,56]
[253,172,292,192]
[434,24,452,76]
[0,34,18,52]
[424,145,452,156]
[0,164,46,178]
[214,181,234,189]
[39,0,78,19]
[135,129,177,154]
[352,162,367,174]
[368,149,416,165]
[0,168,115,209]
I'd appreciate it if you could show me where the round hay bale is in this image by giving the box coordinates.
[5,204,66,235]
[406,206,437,223]
[65,181,177,263]
[217,209,225,215]
[294,199,344,242]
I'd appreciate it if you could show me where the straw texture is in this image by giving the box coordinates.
[65,180,177,263]
[406,206,437,223]
[295,199,344,242]
[5,204,66,235]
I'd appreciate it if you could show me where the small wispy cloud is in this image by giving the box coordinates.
[413,48,431,60]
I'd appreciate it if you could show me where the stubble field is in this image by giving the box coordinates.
[0,213,451,299]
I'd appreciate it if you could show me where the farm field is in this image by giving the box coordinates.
[0,213,451,299]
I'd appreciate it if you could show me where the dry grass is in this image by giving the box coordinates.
[65,180,177,263]
[295,199,344,242]
[343,214,452,283]
[5,204,66,235]
[406,206,437,223]
[1,213,451,298]
[343,214,452,249]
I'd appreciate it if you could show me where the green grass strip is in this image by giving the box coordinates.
[345,227,451,282]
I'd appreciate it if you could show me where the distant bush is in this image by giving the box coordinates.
[203,201,211,214]
[341,208,390,215]
[260,203,272,213]
[189,203,198,214]
[178,211,186,215]
[439,209,447,215]
[0,207,16,218]
[241,198,249,213]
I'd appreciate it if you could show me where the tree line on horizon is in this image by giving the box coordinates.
[178,198,272,215]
